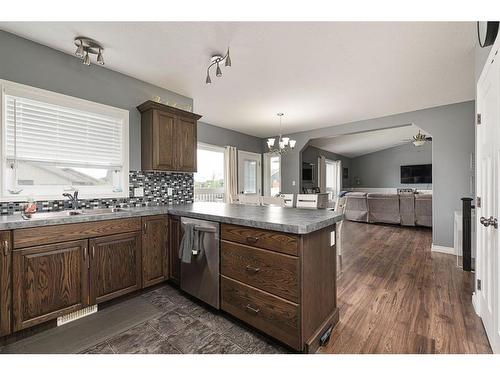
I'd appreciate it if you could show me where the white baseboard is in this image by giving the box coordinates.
[431,243,456,255]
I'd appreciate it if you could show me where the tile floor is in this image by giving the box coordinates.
[80,284,291,354]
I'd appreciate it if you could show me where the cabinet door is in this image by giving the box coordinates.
[153,110,176,170]
[12,240,89,331]
[168,216,182,284]
[89,232,142,304]
[176,116,197,172]
[0,231,12,336]
[142,216,168,287]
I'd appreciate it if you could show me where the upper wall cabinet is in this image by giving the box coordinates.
[137,101,201,172]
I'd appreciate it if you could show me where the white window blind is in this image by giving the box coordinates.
[5,95,123,168]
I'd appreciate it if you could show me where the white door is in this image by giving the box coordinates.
[238,151,261,195]
[476,40,500,353]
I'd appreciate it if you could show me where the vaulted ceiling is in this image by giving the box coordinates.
[0,22,475,137]
[309,125,431,158]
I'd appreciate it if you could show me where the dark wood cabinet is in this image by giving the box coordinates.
[12,240,89,331]
[168,216,182,284]
[175,116,197,172]
[138,101,201,172]
[89,232,142,305]
[0,231,12,337]
[220,223,338,353]
[142,215,168,288]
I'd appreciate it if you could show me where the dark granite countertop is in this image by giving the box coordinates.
[0,203,342,234]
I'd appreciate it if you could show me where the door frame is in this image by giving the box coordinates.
[475,36,500,353]
[237,150,262,195]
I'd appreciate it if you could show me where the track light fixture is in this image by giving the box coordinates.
[205,48,231,84]
[74,37,105,66]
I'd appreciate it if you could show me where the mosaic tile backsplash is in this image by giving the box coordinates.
[0,171,194,215]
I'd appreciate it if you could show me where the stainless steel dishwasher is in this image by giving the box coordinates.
[179,217,220,309]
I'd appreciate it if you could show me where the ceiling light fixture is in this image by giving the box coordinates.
[74,37,105,66]
[205,48,231,84]
[267,113,296,155]
[412,130,430,147]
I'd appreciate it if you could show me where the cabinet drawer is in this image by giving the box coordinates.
[221,276,300,350]
[13,218,142,249]
[221,224,299,256]
[221,240,299,303]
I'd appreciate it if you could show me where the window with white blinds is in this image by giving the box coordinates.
[5,95,123,167]
[0,80,129,201]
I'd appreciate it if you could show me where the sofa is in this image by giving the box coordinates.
[367,193,401,224]
[344,192,368,222]
[344,191,432,227]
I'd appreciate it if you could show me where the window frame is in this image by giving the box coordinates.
[0,79,130,202]
[194,142,226,202]
[263,152,281,196]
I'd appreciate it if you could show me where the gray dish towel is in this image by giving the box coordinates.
[179,223,199,264]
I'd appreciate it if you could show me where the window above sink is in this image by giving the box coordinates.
[0,80,130,202]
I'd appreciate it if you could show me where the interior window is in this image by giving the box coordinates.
[269,155,281,196]
[0,81,129,201]
[325,159,338,199]
[194,143,225,202]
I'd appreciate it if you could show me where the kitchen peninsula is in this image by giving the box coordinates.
[0,203,342,353]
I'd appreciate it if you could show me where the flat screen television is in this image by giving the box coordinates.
[400,164,432,184]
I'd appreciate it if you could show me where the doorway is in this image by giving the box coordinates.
[475,38,500,353]
[237,150,261,195]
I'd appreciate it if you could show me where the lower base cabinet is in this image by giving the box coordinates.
[168,216,182,284]
[142,216,168,288]
[5,218,149,335]
[90,232,142,305]
[0,231,12,336]
[12,240,89,331]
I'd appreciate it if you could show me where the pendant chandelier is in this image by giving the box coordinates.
[267,113,296,154]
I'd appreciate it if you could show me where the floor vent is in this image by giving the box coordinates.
[57,305,98,326]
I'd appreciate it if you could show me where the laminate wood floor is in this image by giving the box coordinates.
[320,221,492,354]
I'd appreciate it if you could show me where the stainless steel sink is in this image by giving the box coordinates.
[21,207,128,220]
[83,207,129,214]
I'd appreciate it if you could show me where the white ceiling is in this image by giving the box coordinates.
[309,125,430,158]
[0,22,475,138]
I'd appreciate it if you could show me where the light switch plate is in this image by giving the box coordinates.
[134,187,144,197]
[167,188,173,196]
[292,180,296,186]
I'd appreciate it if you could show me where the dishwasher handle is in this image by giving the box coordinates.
[194,226,217,233]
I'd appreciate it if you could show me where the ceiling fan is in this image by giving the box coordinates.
[402,130,432,147]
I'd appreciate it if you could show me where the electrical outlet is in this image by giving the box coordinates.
[292,180,296,186]
[133,187,144,197]
[167,188,173,196]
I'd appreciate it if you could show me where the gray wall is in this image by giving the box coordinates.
[350,142,432,190]
[0,30,262,169]
[198,121,263,154]
[301,146,352,190]
[271,101,475,248]
[0,30,192,171]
